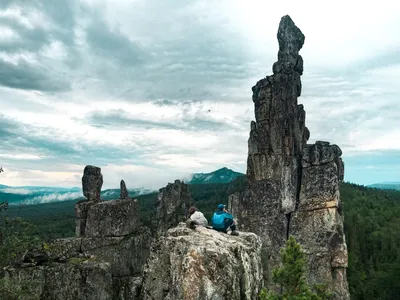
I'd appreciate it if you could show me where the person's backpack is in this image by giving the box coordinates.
[212,212,226,229]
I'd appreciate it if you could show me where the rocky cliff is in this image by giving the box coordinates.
[228,15,349,299]
[4,166,151,300]
[154,179,193,234]
[141,223,263,300]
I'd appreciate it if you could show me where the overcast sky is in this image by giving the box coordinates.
[0,0,399,189]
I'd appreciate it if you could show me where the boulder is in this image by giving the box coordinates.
[82,165,103,202]
[141,223,263,300]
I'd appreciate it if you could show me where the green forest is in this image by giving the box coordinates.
[1,180,400,299]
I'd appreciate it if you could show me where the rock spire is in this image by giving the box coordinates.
[82,165,103,202]
[120,180,129,199]
[228,15,349,299]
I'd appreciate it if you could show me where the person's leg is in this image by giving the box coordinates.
[225,219,239,235]
[186,218,196,229]
[224,219,234,231]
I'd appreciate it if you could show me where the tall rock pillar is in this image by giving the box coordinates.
[235,14,309,282]
[228,15,349,299]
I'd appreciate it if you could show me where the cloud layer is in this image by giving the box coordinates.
[1,0,400,188]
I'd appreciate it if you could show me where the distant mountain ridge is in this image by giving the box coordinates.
[0,185,155,206]
[368,182,400,190]
[4,167,396,205]
[1,167,245,206]
[186,167,244,184]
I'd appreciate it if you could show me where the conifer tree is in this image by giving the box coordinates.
[260,236,332,300]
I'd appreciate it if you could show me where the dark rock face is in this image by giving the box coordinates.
[120,180,129,199]
[75,200,95,237]
[4,262,113,300]
[154,179,193,234]
[113,276,142,300]
[82,165,103,202]
[85,199,140,237]
[228,15,349,299]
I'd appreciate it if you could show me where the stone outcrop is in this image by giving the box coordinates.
[141,223,263,300]
[290,141,348,299]
[84,198,140,237]
[3,166,152,300]
[3,167,202,299]
[228,15,349,299]
[154,179,193,234]
[120,180,129,199]
[82,165,103,202]
[4,262,113,300]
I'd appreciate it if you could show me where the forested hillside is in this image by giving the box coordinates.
[340,183,400,299]
[2,180,400,299]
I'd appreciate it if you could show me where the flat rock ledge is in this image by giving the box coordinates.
[141,223,263,300]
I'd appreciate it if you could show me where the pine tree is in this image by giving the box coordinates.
[260,236,332,300]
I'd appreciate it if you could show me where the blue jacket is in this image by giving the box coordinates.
[211,210,233,229]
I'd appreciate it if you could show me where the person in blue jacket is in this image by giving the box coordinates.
[210,204,239,236]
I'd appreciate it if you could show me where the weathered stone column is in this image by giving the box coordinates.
[76,165,103,236]
[120,179,129,199]
[228,15,349,299]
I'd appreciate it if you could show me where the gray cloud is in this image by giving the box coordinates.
[0,0,79,91]
[0,115,148,167]
[0,0,399,187]
[0,59,70,91]
[85,14,149,68]
[84,108,234,132]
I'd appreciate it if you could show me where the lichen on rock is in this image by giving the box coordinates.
[141,223,263,300]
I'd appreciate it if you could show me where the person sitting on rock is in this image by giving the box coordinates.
[210,204,239,236]
[186,206,208,229]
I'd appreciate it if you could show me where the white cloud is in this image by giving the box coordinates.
[0,0,399,188]
[1,188,31,195]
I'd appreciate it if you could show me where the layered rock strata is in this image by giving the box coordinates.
[228,15,349,299]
